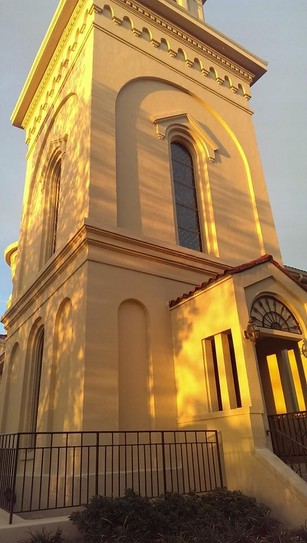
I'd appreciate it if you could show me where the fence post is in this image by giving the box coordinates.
[161,431,167,494]
[215,430,224,489]
[9,433,20,525]
[95,432,99,496]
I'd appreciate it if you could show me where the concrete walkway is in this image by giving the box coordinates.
[0,507,17,526]
[0,511,82,543]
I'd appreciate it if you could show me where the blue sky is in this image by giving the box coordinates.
[0,0,306,333]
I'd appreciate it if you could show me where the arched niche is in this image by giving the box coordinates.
[48,298,74,431]
[118,299,151,430]
[1,342,20,432]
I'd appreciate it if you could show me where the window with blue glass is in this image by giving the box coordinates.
[171,142,202,251]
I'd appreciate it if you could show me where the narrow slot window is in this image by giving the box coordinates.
[227,332,242,408]
[44,156,62,263]
[211,338,223,411]
[204,337,223,412]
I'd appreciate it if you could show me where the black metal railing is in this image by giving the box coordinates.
[268,411,307,479]
[0,429,224,524]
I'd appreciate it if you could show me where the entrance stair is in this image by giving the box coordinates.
[268,411,307,481]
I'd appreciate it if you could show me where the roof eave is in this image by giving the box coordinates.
[11,0,79,128]
[169,255,307,308]
[141,0,267,82]
[11,0,267,129]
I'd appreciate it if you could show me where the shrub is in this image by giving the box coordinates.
[69,489,307,543]
[70,489,154,541]
[19,527,64,543]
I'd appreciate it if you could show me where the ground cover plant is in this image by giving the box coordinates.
[19,527,64,543]
[69,489,307,543]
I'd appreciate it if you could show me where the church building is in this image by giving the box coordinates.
[0,0,306,527]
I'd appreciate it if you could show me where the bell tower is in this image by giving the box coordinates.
[2,0,307,526]
[2,0,281,433]
[171,0,206,20]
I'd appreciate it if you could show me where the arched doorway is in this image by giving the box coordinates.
[251,295,307,476]
[251,295,306,416]
[256,337,305,415]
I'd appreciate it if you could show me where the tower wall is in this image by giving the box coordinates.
[1,0,307,527]
[1,0,282,432]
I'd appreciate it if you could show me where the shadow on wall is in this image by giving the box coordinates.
[115,76,275,261]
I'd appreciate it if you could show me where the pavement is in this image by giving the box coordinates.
[0,511,82,543]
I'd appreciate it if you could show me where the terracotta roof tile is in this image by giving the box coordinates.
[169,254,305,308]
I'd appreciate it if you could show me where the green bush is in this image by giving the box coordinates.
[19,527,64,543]
[69,489,306,543]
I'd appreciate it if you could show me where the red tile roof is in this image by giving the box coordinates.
[169,254,306,308]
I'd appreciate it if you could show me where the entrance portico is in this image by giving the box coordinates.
[170,254,307,522]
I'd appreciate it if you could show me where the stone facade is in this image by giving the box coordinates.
[0,0,306,526]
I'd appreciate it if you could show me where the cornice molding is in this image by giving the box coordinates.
[2,226,87,330]
[96,2,252,101]
[116,0,254,85]
[11,0,260,136]
[3,221,229,329]
[84,221,228,275]
[93,22,252,116]
[15,0,253,146]
[21,0,93,146]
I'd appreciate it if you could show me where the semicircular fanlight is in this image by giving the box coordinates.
[250,296,301,334]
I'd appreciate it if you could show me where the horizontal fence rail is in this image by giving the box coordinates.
[0,429,224,523]
[268,411,307,480]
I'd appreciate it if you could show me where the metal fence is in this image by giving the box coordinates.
[0,429,224,523]
[268,411,307,479]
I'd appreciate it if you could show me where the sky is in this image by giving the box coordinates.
[0,0,306,334]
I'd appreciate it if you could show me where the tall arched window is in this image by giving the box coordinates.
[44,153,62,262]
[29,327,44,432]
[171,142,202,251]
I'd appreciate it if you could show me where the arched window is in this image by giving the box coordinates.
[44,153,62,262]
[29,327,44,432]
[250,296,301,334]
[171,142,202,251]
